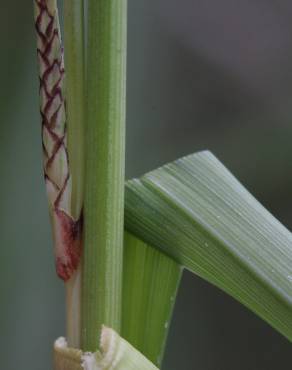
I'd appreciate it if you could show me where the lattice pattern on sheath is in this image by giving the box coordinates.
[34,0,82,281]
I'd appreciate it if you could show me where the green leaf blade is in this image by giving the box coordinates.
[125,151,292,341]
[122,232,182,366]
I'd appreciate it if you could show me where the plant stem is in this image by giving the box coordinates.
[64,0,85,219]
[81,0,127,351]
[63,0,85,349]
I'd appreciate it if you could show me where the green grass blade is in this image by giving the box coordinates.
[81,0,127,351]
[122,232,182,367]
[125,151,292,341]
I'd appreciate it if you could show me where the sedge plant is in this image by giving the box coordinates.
[33,1,292,369]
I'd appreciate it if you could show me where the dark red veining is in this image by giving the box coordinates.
[34,0,82,281]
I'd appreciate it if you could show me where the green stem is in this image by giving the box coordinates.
[81,0,127,351]
[64,0,85,348]
[64,0,85,218]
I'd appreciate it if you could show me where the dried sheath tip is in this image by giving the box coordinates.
[34,0,82,281]
[54,327,159,370]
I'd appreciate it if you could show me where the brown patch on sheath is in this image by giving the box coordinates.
[55,210,83,281]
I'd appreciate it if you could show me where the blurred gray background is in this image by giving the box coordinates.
[1,1,292,369]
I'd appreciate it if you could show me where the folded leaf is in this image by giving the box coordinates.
[125,151,292,341]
